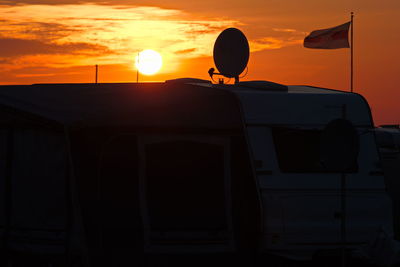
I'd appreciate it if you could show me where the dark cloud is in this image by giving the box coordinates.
[0,0,87,4]
[27,22,80,35]
[0,64,96,84]
[175,48,196,54]
[2,0,399,23]
[0,58,12,64]
[186,29,218,35]
[0,0,278,18]
[0,37,110,57]
[8,21,82,40]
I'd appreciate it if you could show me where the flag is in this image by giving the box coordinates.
[304,22,351,49]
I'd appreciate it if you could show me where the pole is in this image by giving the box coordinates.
[350,12,354,92]
[136,52,139,83]
[341,172,347,267]
[341,104,347,267]
[95,64,98,84]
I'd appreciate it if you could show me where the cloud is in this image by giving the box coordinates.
[175,48,197,54]
[248,27,306,52]
[14,73,56,77]
[0,37,110,57]
[273,28,298,33]
[0,0,117,5]
[250,37,303,51]
[0,3,238,72]
[0,3,305,75]
[0,20,81,42]
[0,58,12,64]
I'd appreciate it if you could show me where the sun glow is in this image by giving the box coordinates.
[135,49,162,75]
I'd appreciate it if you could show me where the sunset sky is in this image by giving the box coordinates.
[0,0,399,125]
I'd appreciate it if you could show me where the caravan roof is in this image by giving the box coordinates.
[207,82,373,127]
[0,81,373,129]
[0,82,242,129]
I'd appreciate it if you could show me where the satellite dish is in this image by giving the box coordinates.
[320,119,359,172]
[212,28,249,83]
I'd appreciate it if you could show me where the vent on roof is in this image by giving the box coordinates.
[238,80,288,91]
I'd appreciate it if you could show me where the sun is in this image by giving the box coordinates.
[135,49,162,75]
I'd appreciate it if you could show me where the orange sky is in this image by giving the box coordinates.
[0,0,399,125]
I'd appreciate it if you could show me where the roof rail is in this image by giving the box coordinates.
[165,78,211,84]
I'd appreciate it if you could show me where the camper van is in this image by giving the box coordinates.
[0,80,394,266]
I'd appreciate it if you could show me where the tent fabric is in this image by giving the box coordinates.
[0,83,242,129]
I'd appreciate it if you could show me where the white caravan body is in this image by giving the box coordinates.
[209,82,394,260]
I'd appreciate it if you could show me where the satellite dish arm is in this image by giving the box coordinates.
[209,67,238,84]
[208,68,216,79]
[208,67,224,83]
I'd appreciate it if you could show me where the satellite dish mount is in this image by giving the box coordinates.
[209,28,250,84]
[208,68,237,84]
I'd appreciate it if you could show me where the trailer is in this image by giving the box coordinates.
[0,79,394,266]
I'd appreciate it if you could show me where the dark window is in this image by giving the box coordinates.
[376,131,398,150]
[272,127,357,173]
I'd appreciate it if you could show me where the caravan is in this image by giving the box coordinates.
[0,79,394,266]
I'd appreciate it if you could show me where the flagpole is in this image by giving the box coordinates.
[350,12,354,92]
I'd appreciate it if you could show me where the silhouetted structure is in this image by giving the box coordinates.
[0,80,394,267]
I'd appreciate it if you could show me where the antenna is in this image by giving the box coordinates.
[209,28,250,84]
[95,64,98,84]
[136,52,139,83]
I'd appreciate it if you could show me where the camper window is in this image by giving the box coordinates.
[272,127,357,173]
[376,130,397,149]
